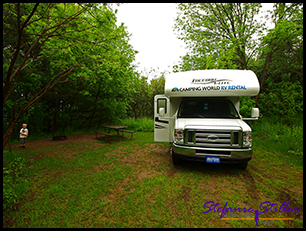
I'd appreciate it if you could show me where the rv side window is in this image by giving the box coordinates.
[157,99,167,114]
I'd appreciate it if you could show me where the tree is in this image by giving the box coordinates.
[124,68,166,120]
[255,3,303,124]
[174,3,264,70]
[254,3,303,105]
[3,3,137,150]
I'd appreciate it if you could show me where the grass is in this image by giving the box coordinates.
[3,118,303,227]
[3,131,303,228]
[250,116,303,157]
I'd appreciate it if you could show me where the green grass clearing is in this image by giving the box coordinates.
[3,132,303,228]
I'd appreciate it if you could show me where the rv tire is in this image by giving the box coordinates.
[238,161,248,170]
[172,153,182,165]
[170,146,181,165]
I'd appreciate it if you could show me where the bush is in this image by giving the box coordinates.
[117,117,154,132]
[257,79,303,124]
[240,97,256,118]
[3,152,28,213]
[251,117,303,156]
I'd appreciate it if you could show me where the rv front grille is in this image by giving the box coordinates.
[185,129,242,148]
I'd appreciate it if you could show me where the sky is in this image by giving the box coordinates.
[114,3,274,81]
[114,3,187,80]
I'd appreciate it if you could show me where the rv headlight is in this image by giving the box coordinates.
[174,129,184,144]
[243,131,252,147]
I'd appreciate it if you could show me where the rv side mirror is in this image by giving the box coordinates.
[159,108,165,117]
[251,108,259,118]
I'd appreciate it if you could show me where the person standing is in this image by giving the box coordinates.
[20,123,28,148]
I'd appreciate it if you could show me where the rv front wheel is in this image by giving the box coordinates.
[238,161,248,170]
[171,147,181,165]
[172,154,181,165]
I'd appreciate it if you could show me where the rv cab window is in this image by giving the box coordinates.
[178,99,239,119]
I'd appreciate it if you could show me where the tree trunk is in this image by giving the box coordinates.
[255,44,276,107]
[3,109,26,151]
[97,114,104,129]
[52,81,66,135]
[88,84,101,130]
[237,48,247,70]
[131,103,137,120]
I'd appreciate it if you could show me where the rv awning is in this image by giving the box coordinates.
[165,69,260,98]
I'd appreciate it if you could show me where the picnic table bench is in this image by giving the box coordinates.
[118,129,135,139]
[95,131,116,143]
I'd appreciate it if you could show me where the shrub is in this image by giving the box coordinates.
[252,117,303,156]
[3,153,27,213]
[117,117,154,132]
[240,97,256,118]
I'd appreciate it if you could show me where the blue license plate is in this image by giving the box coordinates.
[206,156,220,164]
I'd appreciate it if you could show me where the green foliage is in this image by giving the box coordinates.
[257,78,303,123]
[117,117,154,132]
[174,3,263,71]
[125,70,165,119]
[252,116,303,156]
[3,153,28,213]
[3,3,138,145]
[239,97,256,118]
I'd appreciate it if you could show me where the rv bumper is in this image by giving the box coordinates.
[172,143,252,164]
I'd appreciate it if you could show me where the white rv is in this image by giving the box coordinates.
[154,69,260,169]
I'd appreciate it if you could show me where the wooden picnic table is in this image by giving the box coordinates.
[101,125,128,136]
[96,125,135,142]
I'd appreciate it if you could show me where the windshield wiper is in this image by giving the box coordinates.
[223,115,238,118]
[204,113,238,119]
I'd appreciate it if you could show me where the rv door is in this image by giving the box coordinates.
[154,95,170,142]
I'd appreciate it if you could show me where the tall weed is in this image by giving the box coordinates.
[251,117,303,156]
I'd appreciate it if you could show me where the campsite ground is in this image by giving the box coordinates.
[3,132,303,228]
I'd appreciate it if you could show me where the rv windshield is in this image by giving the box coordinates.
[178,99,240,119]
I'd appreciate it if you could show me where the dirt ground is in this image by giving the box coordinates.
[7,133,103,151]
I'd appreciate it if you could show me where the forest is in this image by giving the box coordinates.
[3,3,303,150]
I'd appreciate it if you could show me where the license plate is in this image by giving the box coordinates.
[206,156,220,164]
